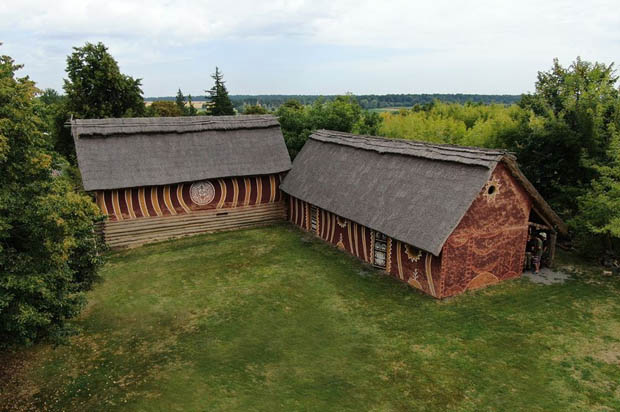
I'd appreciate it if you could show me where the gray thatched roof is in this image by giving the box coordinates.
[72,115,291,191]
[281,130,565,256]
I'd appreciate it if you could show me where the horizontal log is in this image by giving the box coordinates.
[104,202,284,229]
[103,209,285,236]
[100,202,287,248]
[104,213,285,241]
[107,220,283,248]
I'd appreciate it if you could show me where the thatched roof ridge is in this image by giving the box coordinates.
[281,130,566,256]
[311,130,510,166]
[72,115,279,137]
[71,115,291,191]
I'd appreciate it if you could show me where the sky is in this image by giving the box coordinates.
[1,0,619,97]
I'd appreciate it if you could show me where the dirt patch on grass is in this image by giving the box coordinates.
[0,349,44,411]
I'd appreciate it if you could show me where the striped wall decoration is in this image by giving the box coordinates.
[287,196,443,298]
[96,173,284,222]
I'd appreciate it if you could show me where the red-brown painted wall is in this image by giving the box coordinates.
[440,163,532,297]
[95,174,284,222]
[288,196,442,298]
[288,163,532,299]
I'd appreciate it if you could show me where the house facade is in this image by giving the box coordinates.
[281,130,566,298]
[72,115,292,248]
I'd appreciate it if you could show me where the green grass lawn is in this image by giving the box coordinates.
[2,224,619,411]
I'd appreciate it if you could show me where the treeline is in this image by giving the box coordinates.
[146,93,521,111]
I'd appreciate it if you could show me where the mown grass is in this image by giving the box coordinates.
[1,224,619,411]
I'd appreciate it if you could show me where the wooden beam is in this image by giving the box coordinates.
[548,232,557,268]
[101,201,286,248]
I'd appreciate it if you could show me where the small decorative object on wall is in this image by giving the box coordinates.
[336,216,347,228]
[405,244,422,262]
[190,181,216,205]
[483,178,501,202]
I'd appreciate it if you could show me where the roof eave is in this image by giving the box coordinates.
[500,156,568,235]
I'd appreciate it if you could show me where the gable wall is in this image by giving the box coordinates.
[440,162,532,297]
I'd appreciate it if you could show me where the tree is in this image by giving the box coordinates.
[64,42,145,119]
[308,95,362,132]
[0,50,104,348]
[146,101,182,117]
[186,95,198,116]
[276,96,375,158]
[570,131,620,255]
[175,89,187,115]
[56,42,145,160]
[276,99,312,158]
[206,67,235,116]
[504,58,620,216]
[243,104,268,114]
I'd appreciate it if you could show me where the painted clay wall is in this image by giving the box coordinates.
[288,196,442,298]
[95,174,284,222]
[440,163,532,297]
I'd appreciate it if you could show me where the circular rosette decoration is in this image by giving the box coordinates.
[189,181,216,205]
[405,244,422,262]
[483,178,501,201]
[336,216,347,228]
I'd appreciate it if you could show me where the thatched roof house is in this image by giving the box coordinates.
[72,115,291,248]
[281,130,566,298]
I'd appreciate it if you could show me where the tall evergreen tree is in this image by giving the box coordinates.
[175,88,186,115]
[206,67,235,116]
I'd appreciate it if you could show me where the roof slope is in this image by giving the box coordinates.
[71,115,292,191]
[281,130,565,256]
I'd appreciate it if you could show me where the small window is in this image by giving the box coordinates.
[310,205,318,232]
[374,232,388,268]
[487,185,496,195]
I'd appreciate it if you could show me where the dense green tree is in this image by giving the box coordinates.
[146,100,182,117]
[507,58,620,216]
[64,42,145,119]
[54,42,145,160]
[276,96,378,158]
[175,88,187,115]
[570,132,620,255]
[0,51,104,348]
[354,110,382,136]
[308,96,362,132]
[206,67,235,116]
[34,89,68,151]
[380,102,521,148]
[243,104,268,114]
[276,100,312,158]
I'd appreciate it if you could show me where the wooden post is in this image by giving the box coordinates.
[548,231,557,268]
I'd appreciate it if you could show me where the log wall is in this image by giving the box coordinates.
[100,202,286,248]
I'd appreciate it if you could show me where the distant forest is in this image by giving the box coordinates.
[145,94,521,110]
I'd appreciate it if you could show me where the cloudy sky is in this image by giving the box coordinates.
[1,0,618,97]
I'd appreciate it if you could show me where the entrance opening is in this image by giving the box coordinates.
[525,208,557,271]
